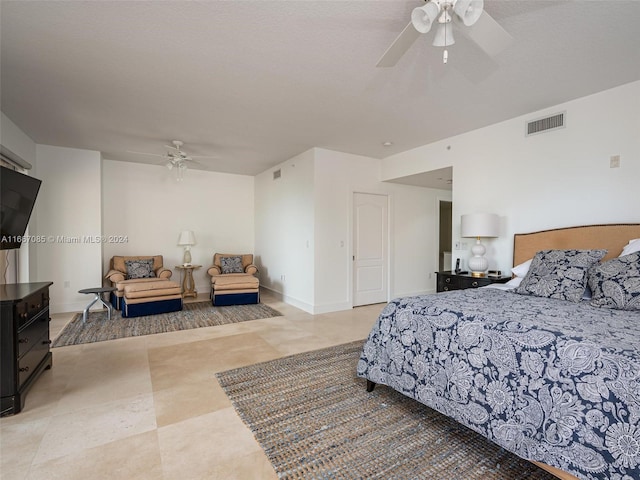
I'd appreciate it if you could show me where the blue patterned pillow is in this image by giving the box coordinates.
[125,259,156,279]
[515,249,607,302]
[588,252,640,310]
[220,256,244,274]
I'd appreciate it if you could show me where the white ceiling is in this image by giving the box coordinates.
[2,1,639,183]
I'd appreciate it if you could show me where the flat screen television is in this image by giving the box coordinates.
[0,165,42,250]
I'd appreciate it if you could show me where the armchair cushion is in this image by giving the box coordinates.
[125,259,156,279]
[107,255,172,284]
[209,253,258,278]
[112,255,163,273]
[220,256,244,274]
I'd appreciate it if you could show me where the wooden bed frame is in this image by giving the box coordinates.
[512,223,640,480]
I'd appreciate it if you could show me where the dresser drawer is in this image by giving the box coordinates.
[456,276,491,289]
[18,330,50,387]
[17,311,50,359]
[16,290,50,330]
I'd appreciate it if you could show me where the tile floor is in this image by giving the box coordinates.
[0,290,385,480]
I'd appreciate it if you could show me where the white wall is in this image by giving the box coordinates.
[254,150,315,311]
[1,113,37,166]
[314,148,450,311]
[382,80,640,274]
[102,160,255,296]
[255,147,450,314]
[32,145,103,313]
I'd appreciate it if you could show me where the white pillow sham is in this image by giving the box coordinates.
[620,238,640,257]
[511,259,532,278]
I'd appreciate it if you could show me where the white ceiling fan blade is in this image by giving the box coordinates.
[376,22,421,67]
[127,150,166,158]
[457,10,512,57]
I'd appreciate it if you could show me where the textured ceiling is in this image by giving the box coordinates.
[1,1,639,178]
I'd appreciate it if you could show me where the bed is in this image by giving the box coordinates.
[357,224,640,480]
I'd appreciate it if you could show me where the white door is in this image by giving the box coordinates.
[353,193,388,306]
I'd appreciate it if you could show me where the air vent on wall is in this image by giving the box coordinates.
[273,169,281,180]
[526,111,565,136]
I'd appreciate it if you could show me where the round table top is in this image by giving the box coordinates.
[79,287,117,294]
[175,264,202,269]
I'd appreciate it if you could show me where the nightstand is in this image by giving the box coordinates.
[436,271,510,293]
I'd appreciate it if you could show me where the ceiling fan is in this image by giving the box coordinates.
[377,0,512,67]
[129,140,216,181]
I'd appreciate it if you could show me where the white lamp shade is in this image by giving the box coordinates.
[454,0,484,26]
[177,230,196,246]
[461,213,499,238]
[411,2,441,34]
[432,23,455,47]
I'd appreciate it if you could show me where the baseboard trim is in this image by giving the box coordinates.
[260,286,315,314]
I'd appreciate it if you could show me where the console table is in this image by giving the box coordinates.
[1,282,53,416]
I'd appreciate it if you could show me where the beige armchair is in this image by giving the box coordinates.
[105,255,172,309]
[207,253,259,305]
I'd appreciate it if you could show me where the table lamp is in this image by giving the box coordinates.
[460,213,499,277]
[177,230,196,266]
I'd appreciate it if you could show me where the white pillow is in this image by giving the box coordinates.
[511,259,532,278]
[504,277,523,288]
[620,238,640,257]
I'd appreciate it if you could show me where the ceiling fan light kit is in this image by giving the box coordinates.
[411,0,482,63]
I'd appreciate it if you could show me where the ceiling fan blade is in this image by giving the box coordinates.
[376,22,421,67]
[127,150,166,158]
[457,10,513,57]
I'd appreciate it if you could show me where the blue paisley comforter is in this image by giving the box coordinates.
[356,288,640,480]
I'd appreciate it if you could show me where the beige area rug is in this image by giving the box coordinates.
[52,301,282,347]
[216,341,556,480]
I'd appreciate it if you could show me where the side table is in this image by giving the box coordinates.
[78,287,117,323]
[175,265,201,298]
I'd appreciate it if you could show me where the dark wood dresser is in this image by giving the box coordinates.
[436,271,510,292]
[1,282,53,416]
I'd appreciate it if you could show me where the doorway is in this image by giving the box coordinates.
[439,200,452,272]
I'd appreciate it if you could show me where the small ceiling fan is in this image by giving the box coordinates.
[377,0,512,67]
[128,140,216,181]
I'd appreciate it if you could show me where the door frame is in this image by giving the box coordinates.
[350,191,391,307]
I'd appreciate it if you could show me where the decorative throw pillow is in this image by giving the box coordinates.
[125,259,156,279]
[588,252,640,310]
[515,249,607,302]
[220,256,244,274]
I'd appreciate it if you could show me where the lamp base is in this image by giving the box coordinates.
[470,272,486,278]
[183,248,192,266]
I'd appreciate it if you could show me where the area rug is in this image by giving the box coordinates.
[52,301,282,347]
[216,341,556,480]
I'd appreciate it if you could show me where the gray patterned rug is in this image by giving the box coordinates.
[216,341,556,480]
[52,301,282,347]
